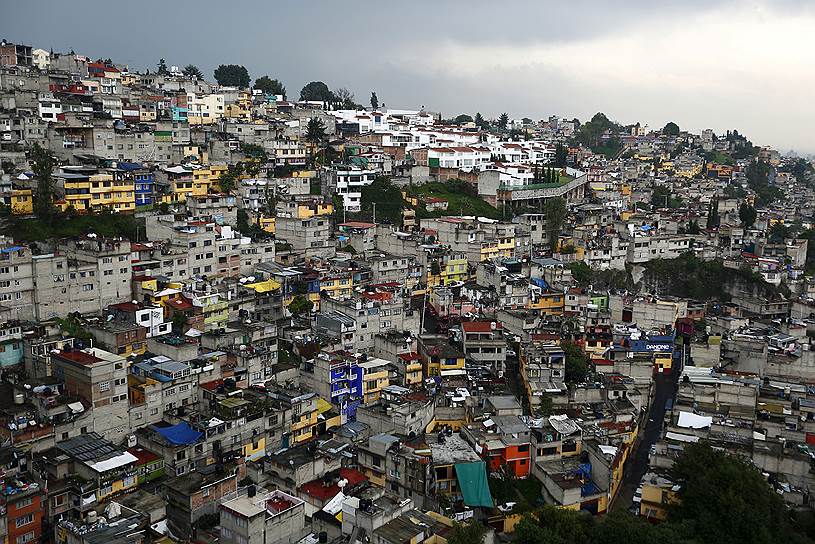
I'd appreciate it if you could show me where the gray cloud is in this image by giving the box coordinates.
[3,0,814,152]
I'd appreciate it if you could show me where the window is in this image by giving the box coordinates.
[16,531,35,544]
[15,514,34,528]
[99,381,110,392]
[16,497,32,509]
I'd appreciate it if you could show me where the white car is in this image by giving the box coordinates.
[497,502,517,513]
[506,349,517,358]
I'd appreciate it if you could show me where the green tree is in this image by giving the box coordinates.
[288,295,314,317]
[31,143,56,223]
[213,64,251,88]
[430,261,441,276]
[569,261,592,287]
[554,143,568,167]
[671,442,807,544]
[498,112,509,130]
[240,142,268,163]
[575,112,622,157]
[253,76,286,98]
[562,341,590,385]
[454,114,474,124]
[542,196,567,251]
[370,92,379,109]
[300,81,334,102]
[182,64,202,79]
[218,163,243,194]
[739,202,757,228]
[447,522,486,544]
[333,87,357,109]
[686,219,701,234]
[474,112,486,129]
[768,222,791,242]
[171,312,188,334]
[663,121,680,136]
[305,117,327,144]
[706,198,720,229]
[157,58,168,75]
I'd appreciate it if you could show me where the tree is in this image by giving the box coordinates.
[569,261,592,287]
[171,312,188,334]
[739,202,757,228]
[370,92,379,109]
[305,117,327,144]
[768,222,791,242]
[706,198,720,229]
[447,522,486,544]
[253,76,286,98]
[31,143,56,223]
[218,163,243,194]
[554,143,568,167]
[453,114,474,125]
[542,197,567,251]
[474,112,486,130]
[300,81,334,102]
[498,112,509,130]
[213,64,251,88]
[671,442,808,544]
[430,261,441,276]
[562,341,590,385]
[157,58,168,75]
[182,64,202,79]
[663,121,680,136]
[288,295,314,318]
[686,219,701,234]
[334,87,357,109]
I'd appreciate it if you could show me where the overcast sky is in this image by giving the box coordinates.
[4,0,814,152]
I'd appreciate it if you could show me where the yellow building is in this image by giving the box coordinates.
[427,255,468,288]
[259,216,276,233]
[419,336,466,377]
[57,171,135,213]
[359,358,390,403]
[193,164,228,195]
[10,188,33,214]
[290,395,322,445]
[242,437,266,462]
[320,274,353,300]
[527,289,565,316]
[639,474,679,520]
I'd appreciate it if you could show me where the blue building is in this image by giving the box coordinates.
[0,321,23,368]
[116,162,154,206]
[302,353,363,422]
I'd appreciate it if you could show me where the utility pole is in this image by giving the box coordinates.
[373,202,376,224]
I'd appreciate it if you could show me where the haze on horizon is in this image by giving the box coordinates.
[4,0,814,153]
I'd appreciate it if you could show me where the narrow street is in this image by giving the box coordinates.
[614,343,685,510]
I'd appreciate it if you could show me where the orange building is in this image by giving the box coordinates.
[461,416,532,478]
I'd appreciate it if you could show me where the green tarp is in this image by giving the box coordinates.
[455,461,494,508]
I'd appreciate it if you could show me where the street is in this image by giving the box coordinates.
[614,343,685,510]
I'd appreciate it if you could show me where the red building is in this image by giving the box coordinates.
[4,485,44,544]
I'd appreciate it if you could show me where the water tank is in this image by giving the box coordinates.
[86,510,98,524]
[13,393,24,405]
[248,484,256,498]
[319,532,328,544]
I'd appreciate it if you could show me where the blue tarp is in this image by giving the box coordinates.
[531,277,549,290]
[455,461,494,508]
[154,422,203,446]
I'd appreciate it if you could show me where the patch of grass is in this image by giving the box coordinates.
[412,180,499,219]
[4,212,141,242]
